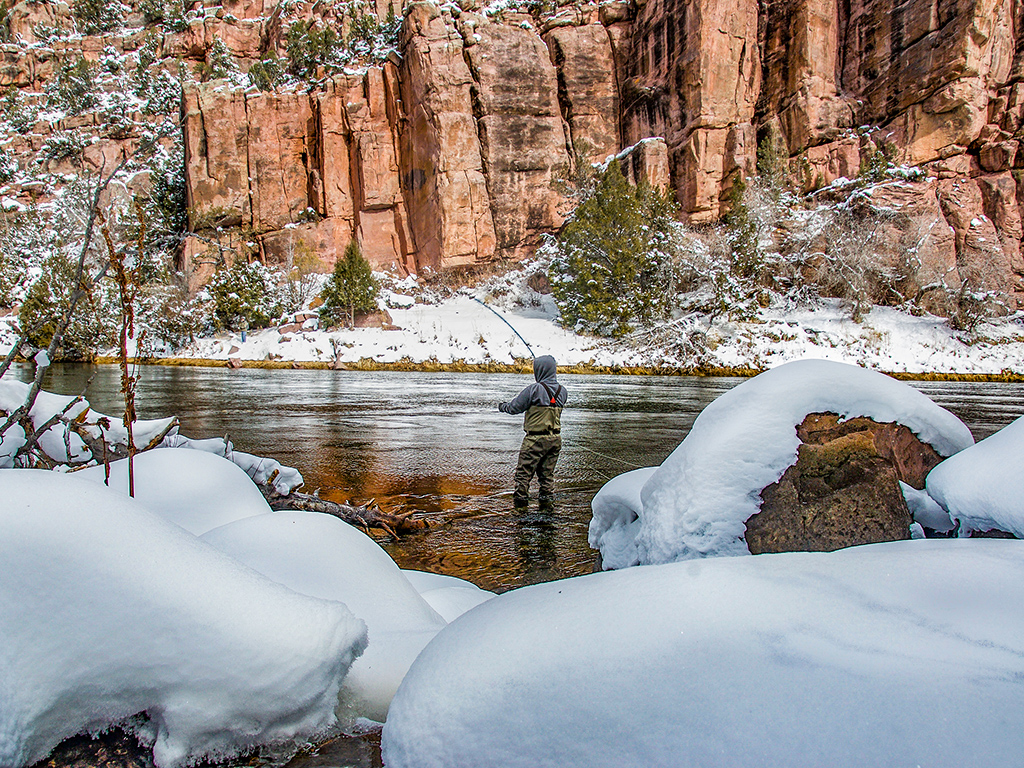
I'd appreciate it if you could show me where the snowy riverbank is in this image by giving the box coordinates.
[4,267,1024,376]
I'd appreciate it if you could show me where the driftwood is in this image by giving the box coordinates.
[257,484,427,538]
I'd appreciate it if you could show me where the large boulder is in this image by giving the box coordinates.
[746,412,944,554]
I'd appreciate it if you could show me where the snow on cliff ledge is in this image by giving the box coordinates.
[591,359,975,567]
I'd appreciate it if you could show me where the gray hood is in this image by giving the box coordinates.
[533,355,558,383]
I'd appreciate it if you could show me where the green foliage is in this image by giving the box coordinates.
[140,141,188,258]
[549,162,679,336]
[0,146,16,184]
[17,254,104,358]
[72,0,123,35]
[247,52,285,91]
[47,56,98,115]
[41,131,85,164]
[139,0,188,31]
[1,88,38,134]
[206,259,284,331]
[286,19,340,79]
[196,37,238,81]
[320,241,379,328]
[755,121,787,196]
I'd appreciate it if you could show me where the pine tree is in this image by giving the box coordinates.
[549,162,679,336]
[321,241,379,328]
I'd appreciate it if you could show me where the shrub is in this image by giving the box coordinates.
[286,19,340,79]
[247,52,285,91]
[47,56,98,115]
[196,37,238,81]
[206,259,284,331]
[72,0,123,35]
[41,132,86,164]
[320,241,379,328]
[549,162,679,336]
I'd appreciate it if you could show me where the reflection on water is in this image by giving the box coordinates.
[15,364,1024,592]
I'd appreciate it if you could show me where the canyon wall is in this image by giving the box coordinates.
[3,0,1024,304]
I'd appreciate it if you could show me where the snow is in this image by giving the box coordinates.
[382,539,1024,768]
[590,359,974,566]
[0,265,1008,374]
[926,414,1024,537]
[75,449,272,536]
[401,570,496,622]
[0,470,367,768]
[162,433,303,494]
[200,512,448,724]
[587,466,656,570]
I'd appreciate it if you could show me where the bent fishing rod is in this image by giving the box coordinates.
[461,291,536,359]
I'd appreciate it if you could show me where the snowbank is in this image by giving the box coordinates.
[0,470,367,768]
[586,466,656,570]
[401,570,496,623]
[0,378,176,467]
[162,434,303,494]
[926,414,1024,537]
[383,539,1024,768]
[201,512,448,723]
[75,449,272,535]
[592,359,974,566]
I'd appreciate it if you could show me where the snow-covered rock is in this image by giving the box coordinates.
[594,359,974,566]
[76,449,271,535]
[926,414,1024,537]
[201,512,448,723]
[383,539,1024,768]
[0,470,366,768]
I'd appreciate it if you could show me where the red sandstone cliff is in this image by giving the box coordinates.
[2,0,1024,305]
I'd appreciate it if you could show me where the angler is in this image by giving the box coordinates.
[498,355,568,507]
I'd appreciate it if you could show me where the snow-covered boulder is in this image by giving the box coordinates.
[591,359,974,566]
[201,512,448,723]
[75,449,272,536]
[382,539,1024,768]
[0,470,367,768]
[926,414,1024,537]
[401,570,496,623]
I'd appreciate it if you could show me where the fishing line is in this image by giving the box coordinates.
[574,444,648,469]
[461,291,536,359]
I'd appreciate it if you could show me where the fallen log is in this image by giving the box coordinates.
[257,484,428,538]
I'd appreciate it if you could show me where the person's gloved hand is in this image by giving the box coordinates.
[497,402,506,411]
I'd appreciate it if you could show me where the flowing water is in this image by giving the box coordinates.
[16,364,1024,768]
[20,364,1024,592]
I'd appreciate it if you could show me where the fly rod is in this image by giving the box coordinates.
[461,291,536,359]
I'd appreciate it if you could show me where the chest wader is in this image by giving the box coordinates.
[514,384,563,504]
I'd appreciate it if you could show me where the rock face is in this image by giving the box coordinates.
[9,0,1024,300]
[745,412,944,554]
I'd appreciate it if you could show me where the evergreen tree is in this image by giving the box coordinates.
[321,241,379,328]
[549,162,679,336]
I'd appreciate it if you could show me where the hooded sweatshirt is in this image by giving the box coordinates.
[498,355,568,416]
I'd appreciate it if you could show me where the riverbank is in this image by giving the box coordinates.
[89,354,1024,382]
[7,271,1024,379]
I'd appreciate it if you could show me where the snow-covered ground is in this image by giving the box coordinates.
[6,268,1023,374]
[170,295,1024,374]
[382,539,1024,768]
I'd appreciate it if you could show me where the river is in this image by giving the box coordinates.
[19,364,1024,592]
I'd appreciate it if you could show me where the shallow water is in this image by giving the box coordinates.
[18,364,1024,591]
